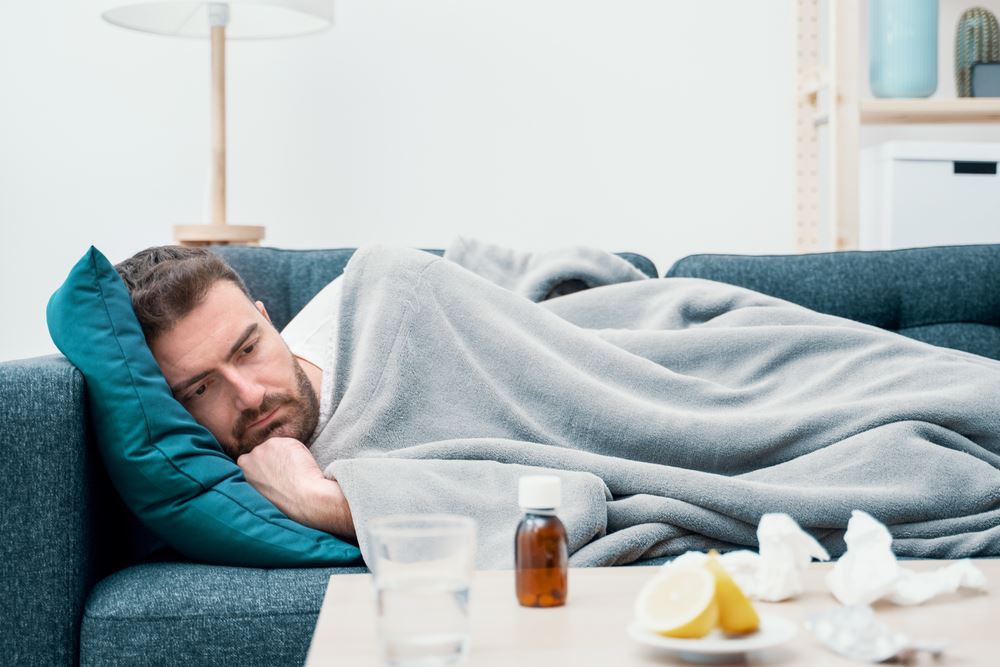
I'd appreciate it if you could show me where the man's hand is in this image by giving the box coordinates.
[236,437,356,541]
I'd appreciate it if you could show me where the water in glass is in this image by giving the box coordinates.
[376,576,470,666]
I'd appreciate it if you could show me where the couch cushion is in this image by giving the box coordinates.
[46,247,362,567]
[210,247,658,332]
[666,244,1000,361]
[80,563,366,667]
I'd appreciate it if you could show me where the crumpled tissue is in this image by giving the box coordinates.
[661,513,829,601]
[826,510,986,606]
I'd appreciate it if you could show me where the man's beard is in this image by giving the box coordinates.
[230,360,320,458]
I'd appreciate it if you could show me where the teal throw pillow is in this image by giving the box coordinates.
[46,246,361,567]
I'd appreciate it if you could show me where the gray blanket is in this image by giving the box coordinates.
[308,245,1000,569]
[442,236,649,301]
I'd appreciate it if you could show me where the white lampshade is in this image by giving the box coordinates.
[101,0,334,39]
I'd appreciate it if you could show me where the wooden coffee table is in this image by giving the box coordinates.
[305,560,997,666]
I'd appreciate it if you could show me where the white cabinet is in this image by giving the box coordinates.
[860,141,1000,249]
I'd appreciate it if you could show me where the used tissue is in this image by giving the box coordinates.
[663,510,986,608]
[826,510,986,606]
[754,513,831,601]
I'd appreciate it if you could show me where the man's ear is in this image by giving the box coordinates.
[255,300,272,324]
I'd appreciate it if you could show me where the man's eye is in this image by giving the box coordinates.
[242,343,256,355]
[186,384,207,401]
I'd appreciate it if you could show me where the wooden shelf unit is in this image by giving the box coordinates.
[796,0,1000,252]
[860,98,1000,124]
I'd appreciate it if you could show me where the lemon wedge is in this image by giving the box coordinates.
[634,566,719,638]
[705,550,760,635]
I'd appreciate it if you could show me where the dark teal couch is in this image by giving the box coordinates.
[2,244,998,666]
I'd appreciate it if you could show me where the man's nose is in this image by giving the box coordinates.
[224,367,266,412]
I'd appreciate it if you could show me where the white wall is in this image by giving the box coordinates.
[0,0,998,362]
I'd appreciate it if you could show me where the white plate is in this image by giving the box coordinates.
[628,615,798,664]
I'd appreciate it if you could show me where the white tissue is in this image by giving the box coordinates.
[660,513,829,602]
[825,511,899,605]
[753,513,831,601]
[826,510,987,606]
[889,561,987,605]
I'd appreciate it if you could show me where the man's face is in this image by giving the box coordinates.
[150,280,319,459]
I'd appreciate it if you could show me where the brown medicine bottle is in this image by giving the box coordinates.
[515,475,568,608]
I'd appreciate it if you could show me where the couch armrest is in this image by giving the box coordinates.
[0,355,123,665]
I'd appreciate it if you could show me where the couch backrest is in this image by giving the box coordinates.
[667,244,1000,361]
[210,246,657,331]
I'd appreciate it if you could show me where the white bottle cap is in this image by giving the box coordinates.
[519,475,561,510]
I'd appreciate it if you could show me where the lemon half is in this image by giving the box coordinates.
[634,566,719,638]
[706,550,760,635]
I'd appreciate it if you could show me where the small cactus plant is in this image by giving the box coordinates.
[956,7,1000,96]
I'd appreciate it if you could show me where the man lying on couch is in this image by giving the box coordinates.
[115,246,358,542]
[112,243,1000,567]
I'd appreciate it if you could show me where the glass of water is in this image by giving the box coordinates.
[367,514,477,666]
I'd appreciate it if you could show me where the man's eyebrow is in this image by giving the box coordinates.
[169,323,259,396]
[226,323,259,358]
[170,370,211,397]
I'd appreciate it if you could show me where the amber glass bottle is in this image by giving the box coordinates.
[515,475,568,608]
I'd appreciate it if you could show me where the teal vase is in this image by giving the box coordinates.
[870,0,939,98]
[955,7,1000,97]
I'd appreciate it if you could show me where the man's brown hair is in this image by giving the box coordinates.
[115,246,251,342]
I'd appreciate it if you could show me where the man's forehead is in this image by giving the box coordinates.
[150,281,261,375]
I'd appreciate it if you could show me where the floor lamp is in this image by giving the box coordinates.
[100,1,334,246]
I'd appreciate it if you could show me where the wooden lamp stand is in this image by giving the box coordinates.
[174,3,265,247]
